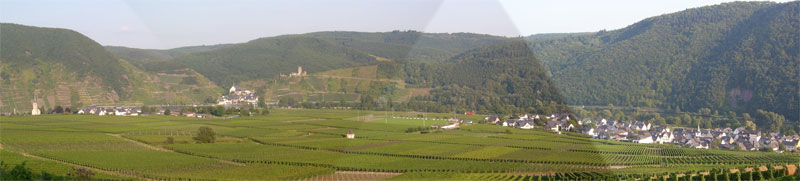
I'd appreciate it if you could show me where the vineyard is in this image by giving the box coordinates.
[1,109,799,180]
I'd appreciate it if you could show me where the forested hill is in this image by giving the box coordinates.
[1,23,130,97]
[0,23,222,113]
[526,1,798,121]
[171,35,380,88]
[402,40,571,115]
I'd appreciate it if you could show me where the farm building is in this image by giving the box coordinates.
[346,130,355,139]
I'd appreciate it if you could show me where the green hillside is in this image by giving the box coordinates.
[526,1,798,121]
[402,40,570,114]
[0,23,222,113]
[1,23,130,97]
[252,40,570,115]
[172,35,380,88]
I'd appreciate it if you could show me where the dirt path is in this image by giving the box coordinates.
[108,133,246,166]
[363,117,383,122]
[16,150,150,180]
[283,118,325,123]
[335,140,405,151]
[107,133,173,152]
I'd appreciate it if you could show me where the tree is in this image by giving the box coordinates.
[166,136,175,144]
[5,161,33,180]
[193,126,216,143]
[667,117,682,126]
[261,108,270,115]
[53,106,64,114]
[163,109,171,115]
[755,109,786,133]
[745,120,757,130]
[258,95,266,108]
[141,106,151,114]
[681,114,692,126]
[67,167,95,180]
[212,105,225,116]
[601,110,613,119]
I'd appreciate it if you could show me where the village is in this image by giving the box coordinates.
[482,113,800,153]
[73,85,259,118]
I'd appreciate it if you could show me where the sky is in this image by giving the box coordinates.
[0,0,791,49]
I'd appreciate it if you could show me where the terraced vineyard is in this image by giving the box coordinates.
[1,109,799,180]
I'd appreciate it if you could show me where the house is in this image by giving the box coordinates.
[114,109,127,116]
[516,120,535,129]
[485,116,501,124]
[441,122,460,130]
[346,130,355,139]
[546,121,561,132]
[582,126,596,137]
[499,120,516,127]
[632,131,654,144]
[184,112,197,118]
[783,140,798,152]
[633,121,651,131]
[560,122,575,132]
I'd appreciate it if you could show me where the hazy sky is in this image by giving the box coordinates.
[0,0,791,49]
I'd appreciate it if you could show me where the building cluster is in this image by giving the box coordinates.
[486,114,800,152]
[430,116,473,130]
[579,118,800,152]
[279,66,307,78]
[77,106,142,116]
[486,114,572,131]
[217,85,258,105]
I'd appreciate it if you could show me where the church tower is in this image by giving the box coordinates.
[31,96,41,115]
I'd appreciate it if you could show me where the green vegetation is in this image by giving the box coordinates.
[527,1,798,121]
[1,110,798,180]
[0,23,223,113]
[172,35,380,88]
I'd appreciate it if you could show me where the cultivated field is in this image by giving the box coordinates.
[1,109,798,180]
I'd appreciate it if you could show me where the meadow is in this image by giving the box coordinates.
[1,109,798,180]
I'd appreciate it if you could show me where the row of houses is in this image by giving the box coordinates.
[486,114,573,132]
[579,118,800,152]
[77,106,142,116]
[485,114,800,152]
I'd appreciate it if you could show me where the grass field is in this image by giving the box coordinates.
[1,109,799,180]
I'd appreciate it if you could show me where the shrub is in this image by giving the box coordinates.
[194,126,216,143]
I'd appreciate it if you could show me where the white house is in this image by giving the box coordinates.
[517,121,535,129]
